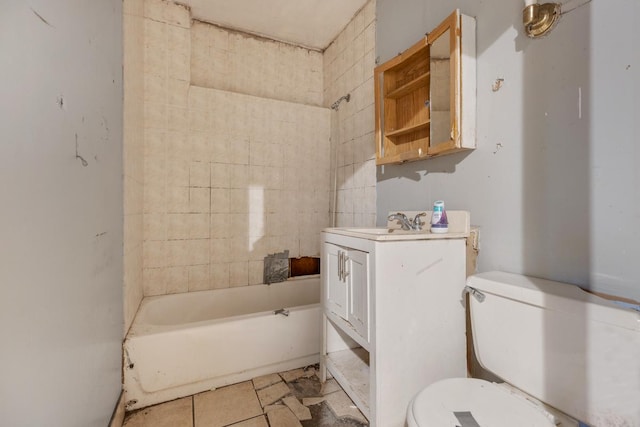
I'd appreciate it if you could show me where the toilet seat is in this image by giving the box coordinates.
[407,378,557,427]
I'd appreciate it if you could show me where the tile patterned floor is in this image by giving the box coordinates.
[123,365,368,427]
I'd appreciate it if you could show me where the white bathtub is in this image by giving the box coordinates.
[123,276,321,410]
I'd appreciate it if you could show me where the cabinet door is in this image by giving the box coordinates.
[427,9,461,156]
[324,242,348,320]
[347,249,369,341]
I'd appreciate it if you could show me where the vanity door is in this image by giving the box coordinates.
[323,242,349,320]
[346,249,369,342]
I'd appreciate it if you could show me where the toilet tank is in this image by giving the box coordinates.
[467,271,640,426]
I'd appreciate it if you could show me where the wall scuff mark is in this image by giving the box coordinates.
[30,8,54,28]
[493,142,503,154]
[75,134,88,167]
[101,116,110,142]
[578,87,582,119]
[492,78,504,92]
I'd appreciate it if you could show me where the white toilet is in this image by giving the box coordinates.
[407,271,640,427]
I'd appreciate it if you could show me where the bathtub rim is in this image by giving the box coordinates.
[128,302,321,337]
[128,275,321,337]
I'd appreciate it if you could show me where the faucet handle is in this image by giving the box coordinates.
[412,212,427,230]
[387,212,411,230]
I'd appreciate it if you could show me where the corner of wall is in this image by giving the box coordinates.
[323,0,377,228]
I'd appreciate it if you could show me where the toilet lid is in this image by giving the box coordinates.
[409,378,557,427]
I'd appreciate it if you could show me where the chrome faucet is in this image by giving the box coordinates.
[387,212,427,231]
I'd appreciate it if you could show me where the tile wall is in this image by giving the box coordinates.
[123,0,145,332]
[140,0,330,296]
[324,0,377,227]
[191,21,323,106]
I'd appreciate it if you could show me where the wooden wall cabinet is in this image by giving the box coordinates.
[374,10,476,165]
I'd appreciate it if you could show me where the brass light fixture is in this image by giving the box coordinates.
[523,1,561,38]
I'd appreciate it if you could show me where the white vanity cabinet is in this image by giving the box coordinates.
[320,225,469,427]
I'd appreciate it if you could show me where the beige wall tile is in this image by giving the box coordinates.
[229,237,250,261]
[145,43,168,78]
[143,267,166,296]
[144,102,167,130]
[144,74,167,104]
[228,214,249,238]
[188,85,209,109]
[190,22,322,106]
[168,25,190,51]
[210,263,230,289]
[167,185,189,213]
[164,2,190,28]
[229,189,249,214]
[324,2,377,228]
[166,159,190,187]
[123,0,144,17]
[210,238,231,264]
[140,13,336,294]
[210,188,230,214]
[168,106,189,131]
[189,108,209,132]
[247,213,265,237]
[190,161,210,187]
[167,213,190,240]
[210,163,229,189]
[229,261,248,287]
[124,241,144,333]
[167,239,209,266]
[188,213,210,239]
[165,266,189,294]
[144,129,166,159]
[248,260,263,285]
[168,78,189,107]
[124,213,143,255]
[143,0,165,21]
[123,0,145,333]
[144,18,167,47]
[211,141,231,165]
[210,214,231,239]
[144,212,166,241]
[188,264,210,291]
[189,187,210,213]
[144,240,166,268]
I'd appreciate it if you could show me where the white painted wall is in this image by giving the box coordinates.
[376,0,640,301]
[0,2,124,426]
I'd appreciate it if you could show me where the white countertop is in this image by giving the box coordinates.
[324,211,470,241]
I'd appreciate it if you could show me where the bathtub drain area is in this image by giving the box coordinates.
[123,364,368,427]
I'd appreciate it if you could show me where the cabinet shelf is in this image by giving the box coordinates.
[325,348,370,418]
[386,73,429,99]
[385,121,430,138]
